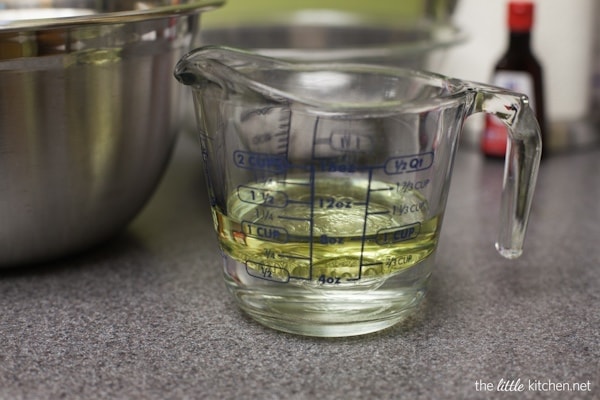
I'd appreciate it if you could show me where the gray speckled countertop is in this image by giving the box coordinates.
[1,133,598,400]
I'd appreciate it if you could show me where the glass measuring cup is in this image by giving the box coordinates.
[174,46,541,337]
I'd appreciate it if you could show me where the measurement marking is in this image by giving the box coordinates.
[308,119,321,280]
[246,261,289,283]
[357,164,385,172]
[280,254,311,260]
[287,164,313,171]
[361,262,383,267]
[369,186,394,192]
[308,165,316,280]
[367,210,391,215]
[350,234,376,241]
[286,199,311,205]
[278,180,311,186]
[289,275,311,281]
[357,169,374,280]
[278,111,291,159]
[278,215,310,222]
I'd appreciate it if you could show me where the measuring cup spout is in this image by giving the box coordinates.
[174,45,291,94]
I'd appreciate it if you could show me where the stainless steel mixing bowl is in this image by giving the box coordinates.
[0,0,223,267]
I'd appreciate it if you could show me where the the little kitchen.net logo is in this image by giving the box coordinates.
[475,378,593,394]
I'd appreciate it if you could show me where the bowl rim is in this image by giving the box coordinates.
[200,20,466,62]
[0,0,224,32]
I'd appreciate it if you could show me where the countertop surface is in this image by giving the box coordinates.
[1,133,598,400]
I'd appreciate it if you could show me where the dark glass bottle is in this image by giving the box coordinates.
[482,1,546,158]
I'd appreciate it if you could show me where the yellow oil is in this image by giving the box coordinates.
[212,176,440,285]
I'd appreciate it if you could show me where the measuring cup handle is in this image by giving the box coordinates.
[467,83,542,259]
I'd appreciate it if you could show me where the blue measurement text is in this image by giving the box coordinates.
[384,152,434,175]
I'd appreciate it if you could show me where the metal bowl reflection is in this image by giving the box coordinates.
[0,0,222,267]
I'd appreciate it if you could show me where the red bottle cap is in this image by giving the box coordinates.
[508,1,534,32]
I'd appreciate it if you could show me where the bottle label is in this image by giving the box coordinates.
[482,71,536,157]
